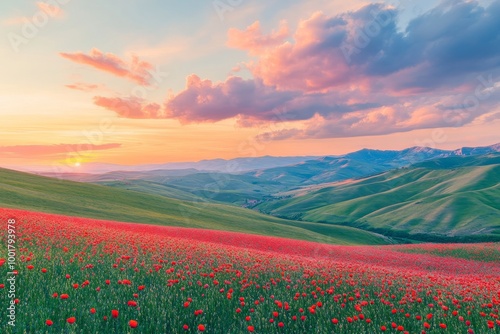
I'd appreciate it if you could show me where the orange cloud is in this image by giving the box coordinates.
[93,96,162,119]
[0,143,122,157]
[65,82,102,92]
[227,21,289,55]
[60,49,154,86]
[36,2,64,18]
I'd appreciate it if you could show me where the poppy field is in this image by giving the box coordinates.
[1,208,499,333]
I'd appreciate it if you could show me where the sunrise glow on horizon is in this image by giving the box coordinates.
[1,0,499,169]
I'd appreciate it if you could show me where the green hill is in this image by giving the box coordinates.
[0,167,388,245]
[257,155,500,242]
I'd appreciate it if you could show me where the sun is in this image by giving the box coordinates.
[74,162,81,167]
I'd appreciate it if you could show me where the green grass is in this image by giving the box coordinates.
[257,158,500,240]
[97,179,204,202]
[392,243,500,262]
[0,167,388,245]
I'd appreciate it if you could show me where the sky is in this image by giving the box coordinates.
[1,0,499,171]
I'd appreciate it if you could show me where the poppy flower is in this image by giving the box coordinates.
[67,317,76,324]
[198,324,205,331]
[112,310,119,318]
[46,320,53,326]
[60,294,69,299]
[129,320,138,328]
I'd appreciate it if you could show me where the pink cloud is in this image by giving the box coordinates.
[36,2,64,18]
[229,12,357,92]
[0,143,122,157]
[89,1,500,141]
[255,100,485,141]
[227,21,289,55]
[93,96,162,119]
[60,49,154,86]
[164,75,300,124]
[65,82,102,92]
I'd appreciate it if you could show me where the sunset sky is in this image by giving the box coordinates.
[1,0,499,171]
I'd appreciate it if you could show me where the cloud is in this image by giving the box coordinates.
[94,75,381,124]
[93,96,162,119]
[256,95,496,140]
[91,1,500,141]
[227,21,289,55]
[231,1,500,93]
[60,49,154,86]
[0,143,122,157]
[65,82,102,92]
[36,2,64,18]
[164,75,298,124]
[2,2,64,26]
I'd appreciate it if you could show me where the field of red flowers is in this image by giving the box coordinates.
[1,208,499,333]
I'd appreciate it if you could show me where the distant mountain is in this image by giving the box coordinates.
[25,156,320,174]
[256,154,500,242]
[246,143,500,186]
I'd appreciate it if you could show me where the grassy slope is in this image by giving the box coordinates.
[98,173,287,205]
[0,168,387,245]
[97,179,204,202]
[257,159,500,240]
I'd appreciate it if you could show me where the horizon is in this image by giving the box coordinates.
[1,0,500,169]
[3,140,499,174]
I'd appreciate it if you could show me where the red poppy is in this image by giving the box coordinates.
[129,320,138,328]
[198,324,205,331]
[112,310,119,318]
[67,317,76,324]
[46,320,53,326]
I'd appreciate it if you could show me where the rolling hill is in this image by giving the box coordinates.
[30,143,500,208]
[0,167,388,245]
[256,154,500,242]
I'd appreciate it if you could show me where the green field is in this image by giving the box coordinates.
[0,167,388,245]
[257,156,500,242]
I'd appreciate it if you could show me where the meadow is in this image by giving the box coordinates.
[1,208,499,333]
